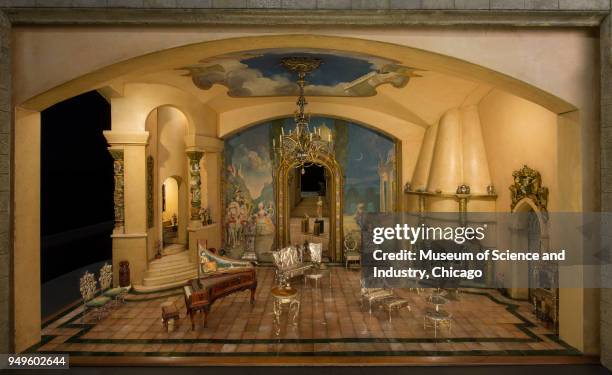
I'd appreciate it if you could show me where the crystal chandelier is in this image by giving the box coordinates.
[273,57,334,174]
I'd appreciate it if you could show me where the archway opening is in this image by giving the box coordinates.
[161,176,181,247]
[289,163,331,260]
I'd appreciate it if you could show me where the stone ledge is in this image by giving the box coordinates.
[0,0,610,10]
[2,8,608,26]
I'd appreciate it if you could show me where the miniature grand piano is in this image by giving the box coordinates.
[183,245,257,330]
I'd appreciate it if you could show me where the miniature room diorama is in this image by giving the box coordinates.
[9,31,600,364]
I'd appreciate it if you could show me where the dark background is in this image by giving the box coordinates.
[40,91,113,317]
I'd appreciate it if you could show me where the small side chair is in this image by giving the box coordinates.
[79,271,111,323]
[98,263,129,306]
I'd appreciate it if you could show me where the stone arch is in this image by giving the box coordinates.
[115,83,214,137]
[20,35,576,116]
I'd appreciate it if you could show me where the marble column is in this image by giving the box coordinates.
[104,131,149,286]
[187,151,204,224]
[109,148,125,233]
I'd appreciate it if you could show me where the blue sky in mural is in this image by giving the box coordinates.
[243,52,374,86]
[225,124,273,201]
[181,48,419,97]
[344,123,395,214]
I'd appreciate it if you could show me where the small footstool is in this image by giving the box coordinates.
[380,297,411,322]
[161,302,180,332]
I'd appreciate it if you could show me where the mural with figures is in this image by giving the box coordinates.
[223,117,396,261]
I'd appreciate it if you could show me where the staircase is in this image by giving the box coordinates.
[291,196,328,217]
[132,244,198,293]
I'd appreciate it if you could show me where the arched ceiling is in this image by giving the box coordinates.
[20,35,574,133]
[133,65,484,128]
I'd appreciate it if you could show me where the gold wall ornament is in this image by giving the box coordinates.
[146,156,154,229]
[187,151,204,221]
[275,153,343,262]
[509,165,549,211]
[109,149,124,231]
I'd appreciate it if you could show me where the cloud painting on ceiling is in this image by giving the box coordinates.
[179,49,421,97]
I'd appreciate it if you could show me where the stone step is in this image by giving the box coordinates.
[144,262,196,278]
[162,243,186,256]
[142,268,198,287]
[132,278,193,293]
[148,256,191,270]
[149,252,190,268]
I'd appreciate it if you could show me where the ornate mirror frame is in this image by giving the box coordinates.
[275,153,343,262]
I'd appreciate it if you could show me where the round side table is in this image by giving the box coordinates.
[423,308,452,338]
[427,295,448,311]
[305,264,331,289]
[271,286,300,336]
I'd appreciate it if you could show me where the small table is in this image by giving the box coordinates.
[304,264,331,289]
[161,302,180,332]
[423,308,452,337]
[362,289,394,314]
[427,295,448,311]
[379,297,411,322]
[271,286,300,336]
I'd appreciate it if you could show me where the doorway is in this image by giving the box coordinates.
[276,156,343,262]
[289,164,331,260]
[161,176,181,247]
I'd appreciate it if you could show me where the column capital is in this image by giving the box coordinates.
[186,150,204,162]
[185,134,223,153]
[103,131,149,146]
[108,148,124,161]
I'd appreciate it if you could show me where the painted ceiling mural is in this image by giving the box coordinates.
[180,49,421,97]
[223,116,396,260]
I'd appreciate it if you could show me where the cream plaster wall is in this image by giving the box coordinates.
[407,105,494,212]
[162,178,179,224]
[478,89,598,354]
[158,107,188,184]
[12,27,594,114]
[13,109,40,353]
[110,83,217,137]
[478,89,559,212]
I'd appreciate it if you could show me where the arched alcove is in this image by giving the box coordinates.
[144,105,189,258]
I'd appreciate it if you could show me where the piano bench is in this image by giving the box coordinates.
[161,302,180,332]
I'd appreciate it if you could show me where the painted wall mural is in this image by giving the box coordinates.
[224,123,276,260]
[180,48,421,97]
[223,117,396,260]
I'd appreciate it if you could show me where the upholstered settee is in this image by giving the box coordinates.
[272,246,313,285]
[197,240,254,278]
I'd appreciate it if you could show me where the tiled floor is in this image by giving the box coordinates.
[34,266,577,357]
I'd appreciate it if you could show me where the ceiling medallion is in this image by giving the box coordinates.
[273,57,334,173]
